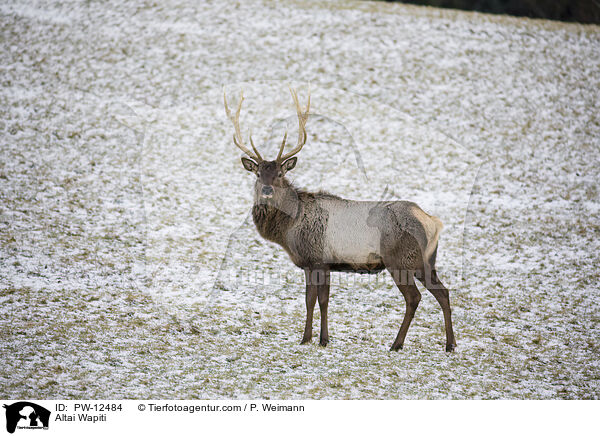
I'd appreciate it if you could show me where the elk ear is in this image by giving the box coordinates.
[281,157,297,174]
[241,157,258,173]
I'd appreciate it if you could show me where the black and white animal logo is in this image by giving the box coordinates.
[3,402,50,434]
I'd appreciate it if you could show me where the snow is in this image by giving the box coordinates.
[1,0,599,399]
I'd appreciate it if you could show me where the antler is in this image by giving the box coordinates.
[224,90,263,162]
[277,87,310,162]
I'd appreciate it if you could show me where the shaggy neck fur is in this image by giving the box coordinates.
[252,177,300,249]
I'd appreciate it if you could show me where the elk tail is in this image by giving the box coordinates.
[423,215,443,264]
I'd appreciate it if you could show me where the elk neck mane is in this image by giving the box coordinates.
[251,177,340,248]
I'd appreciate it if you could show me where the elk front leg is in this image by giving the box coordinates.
[317,269,331,347]
[301,268,318,344]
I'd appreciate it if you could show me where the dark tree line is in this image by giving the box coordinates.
[384,0,600,24]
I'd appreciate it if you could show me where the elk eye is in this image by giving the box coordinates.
[277,172,283,178]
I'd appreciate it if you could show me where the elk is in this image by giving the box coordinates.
[224,89,456,351]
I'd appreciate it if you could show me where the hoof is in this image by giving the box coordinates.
[390,344,403,352]
[445,343,456,352]
[319,339,329,347]
[300,338,311,345]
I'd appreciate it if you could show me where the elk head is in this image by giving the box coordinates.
[224,88,310,200]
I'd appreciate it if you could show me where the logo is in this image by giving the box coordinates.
[3,402,50,434]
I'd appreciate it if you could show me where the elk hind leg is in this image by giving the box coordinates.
[418,267,456,352]
[388,268,421,351]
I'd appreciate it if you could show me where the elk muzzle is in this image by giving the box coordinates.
[261,185,274,198]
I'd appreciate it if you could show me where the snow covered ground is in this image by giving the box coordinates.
[1,0,598,399]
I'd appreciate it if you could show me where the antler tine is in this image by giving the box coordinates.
[276,131,288,161]
[249,134,263,161]
[278,87,310,162]
[223,90,262,162]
